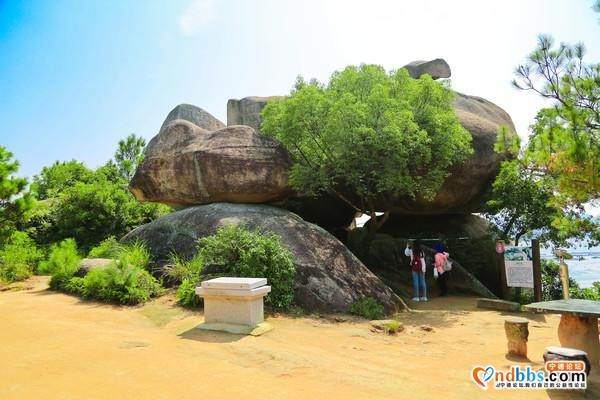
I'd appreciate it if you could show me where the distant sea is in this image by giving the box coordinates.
[540,250,600,288]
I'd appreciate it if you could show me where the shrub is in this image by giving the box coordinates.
[87,236,123,259]
[349,297,385,319]
[165,252,203,283]
[0,231,44,284]
[64,276,85,295]
[165,253,204,307]
[383,320,403,334]
[38,239,81,290]
[199,224,296,309]
[119,240,150,270]
[570,281,600,301]
[80,258,163,305]
[177,279,202,307]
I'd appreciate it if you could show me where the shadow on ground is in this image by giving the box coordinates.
[178,325,245,343]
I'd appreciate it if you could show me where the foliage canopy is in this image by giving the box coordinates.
[513,35,599,206]
[261,64,472,232]
[0,146,32,242]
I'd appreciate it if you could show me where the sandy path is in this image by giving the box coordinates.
[1,276,598,400]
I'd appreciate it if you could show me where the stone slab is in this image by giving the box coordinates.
[525,299,600,317]
[477,298,520,311]
[201,277,267,290]
[546,346,588,358]
[195,285,271,298]
[195,322,273,336]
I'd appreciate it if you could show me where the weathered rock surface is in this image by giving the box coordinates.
[161,104,225,132]
[227,90,516,214]
[121,203,404,313]
[402,58,451,80]
[279,193,357,233]
[129,122,291,206]
[76,258,114,277]
[227,96,284,133]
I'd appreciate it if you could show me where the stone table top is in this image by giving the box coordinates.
[201,277,268,290]
[525,299,600,318]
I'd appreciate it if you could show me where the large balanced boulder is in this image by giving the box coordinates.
[227,96,284,133]
[402,58,451,80]
[122,203,404,313]
[129,118,291,207]
[160,103,225,132]
[228,86,516,215]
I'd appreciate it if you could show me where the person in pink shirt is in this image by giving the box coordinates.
[434,247,450,297]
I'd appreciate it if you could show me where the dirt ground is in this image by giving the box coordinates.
[1,276,598,400]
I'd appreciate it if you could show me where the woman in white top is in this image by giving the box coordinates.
[405,240,427,302]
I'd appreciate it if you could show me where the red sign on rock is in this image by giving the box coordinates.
[496,241,505,254]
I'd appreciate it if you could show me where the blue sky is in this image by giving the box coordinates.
[1,0,599,183]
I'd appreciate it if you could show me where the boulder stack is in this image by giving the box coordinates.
[125,59,514,311]
[129,106,291,207]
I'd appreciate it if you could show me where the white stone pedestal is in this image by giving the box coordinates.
[195,277,272,335]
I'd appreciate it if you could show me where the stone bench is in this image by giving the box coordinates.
[505,318,529,358]
[544,346,592,376]
[195,277,272,335]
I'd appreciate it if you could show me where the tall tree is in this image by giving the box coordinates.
[485,159,598,246]
[31,160,95,200]
[513,35,599,206]
[0,146,32,242]
[114,134,146,181]
[261,65,472,235]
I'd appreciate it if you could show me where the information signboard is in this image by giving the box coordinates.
[504,246,534,288]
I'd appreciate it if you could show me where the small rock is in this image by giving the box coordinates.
[402,58,451,80]
[420,325,434,332]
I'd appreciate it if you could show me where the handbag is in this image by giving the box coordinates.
[421,254,426,273]
[443,258,453,272]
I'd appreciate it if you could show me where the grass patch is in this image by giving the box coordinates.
[349,297,385,319]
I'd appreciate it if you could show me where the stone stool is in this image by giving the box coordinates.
[505,318,529,358]
[544,346,591,376]
[195,277,272,335]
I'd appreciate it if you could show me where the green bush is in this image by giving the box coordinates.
[177,278,202,307]
[80,258,163,305]
[87,236,124,259]
[165,253,204,307]
[571,282,600,301]
[165,252,204,284]
[38,239,81,290]
[199,224,296,309]
[119,240,150,270]
[0,231,44,284]
[349,297,385,319]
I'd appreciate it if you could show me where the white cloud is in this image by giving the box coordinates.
[178,0,214,36]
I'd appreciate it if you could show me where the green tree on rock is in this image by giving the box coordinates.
[261,64,472,234]
[0,146,32,242]
[114,133,146,181]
